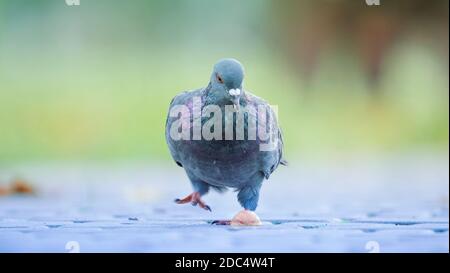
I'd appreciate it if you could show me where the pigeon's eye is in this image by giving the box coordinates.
[216,74,224,84]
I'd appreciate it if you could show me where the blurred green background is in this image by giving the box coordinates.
[0,0,448,163]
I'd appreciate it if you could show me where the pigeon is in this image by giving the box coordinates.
[165,58,286,224]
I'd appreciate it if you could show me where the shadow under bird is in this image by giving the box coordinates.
[165,58,287,225]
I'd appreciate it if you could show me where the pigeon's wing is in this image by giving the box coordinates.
[244,91,286,179]
[278,127,288,166]
[165,89,203,168]
[165,93,185,167]
[260,105,286,179]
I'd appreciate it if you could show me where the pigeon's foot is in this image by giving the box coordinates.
[212,210,262,226]
[174,192,211,211]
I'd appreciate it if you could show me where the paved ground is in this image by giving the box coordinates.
[0,155,448,252]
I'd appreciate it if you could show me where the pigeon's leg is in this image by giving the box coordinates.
[175,174,211,211]
[237,182,262,211]
[212,174,264,226]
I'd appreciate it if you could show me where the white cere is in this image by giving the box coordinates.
[229,88,241,96]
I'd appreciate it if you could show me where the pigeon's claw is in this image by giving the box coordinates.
[174,193,194,204]
[211,220,231,225]
[175,192,211,212]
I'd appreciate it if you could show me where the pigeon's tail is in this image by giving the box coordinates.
[280,159,288,166]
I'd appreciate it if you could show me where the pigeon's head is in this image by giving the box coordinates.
[209,58,244,110]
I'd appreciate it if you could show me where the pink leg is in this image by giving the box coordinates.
[175,192,211,211]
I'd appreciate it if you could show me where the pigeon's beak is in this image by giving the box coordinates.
[229,88,241,111]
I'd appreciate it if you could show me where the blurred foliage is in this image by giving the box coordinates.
[0,0,448,163]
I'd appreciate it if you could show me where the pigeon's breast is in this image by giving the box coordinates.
[166,89,280,187]
[179,139,262,188]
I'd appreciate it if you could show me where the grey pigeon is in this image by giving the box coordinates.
[165,58,286,215]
